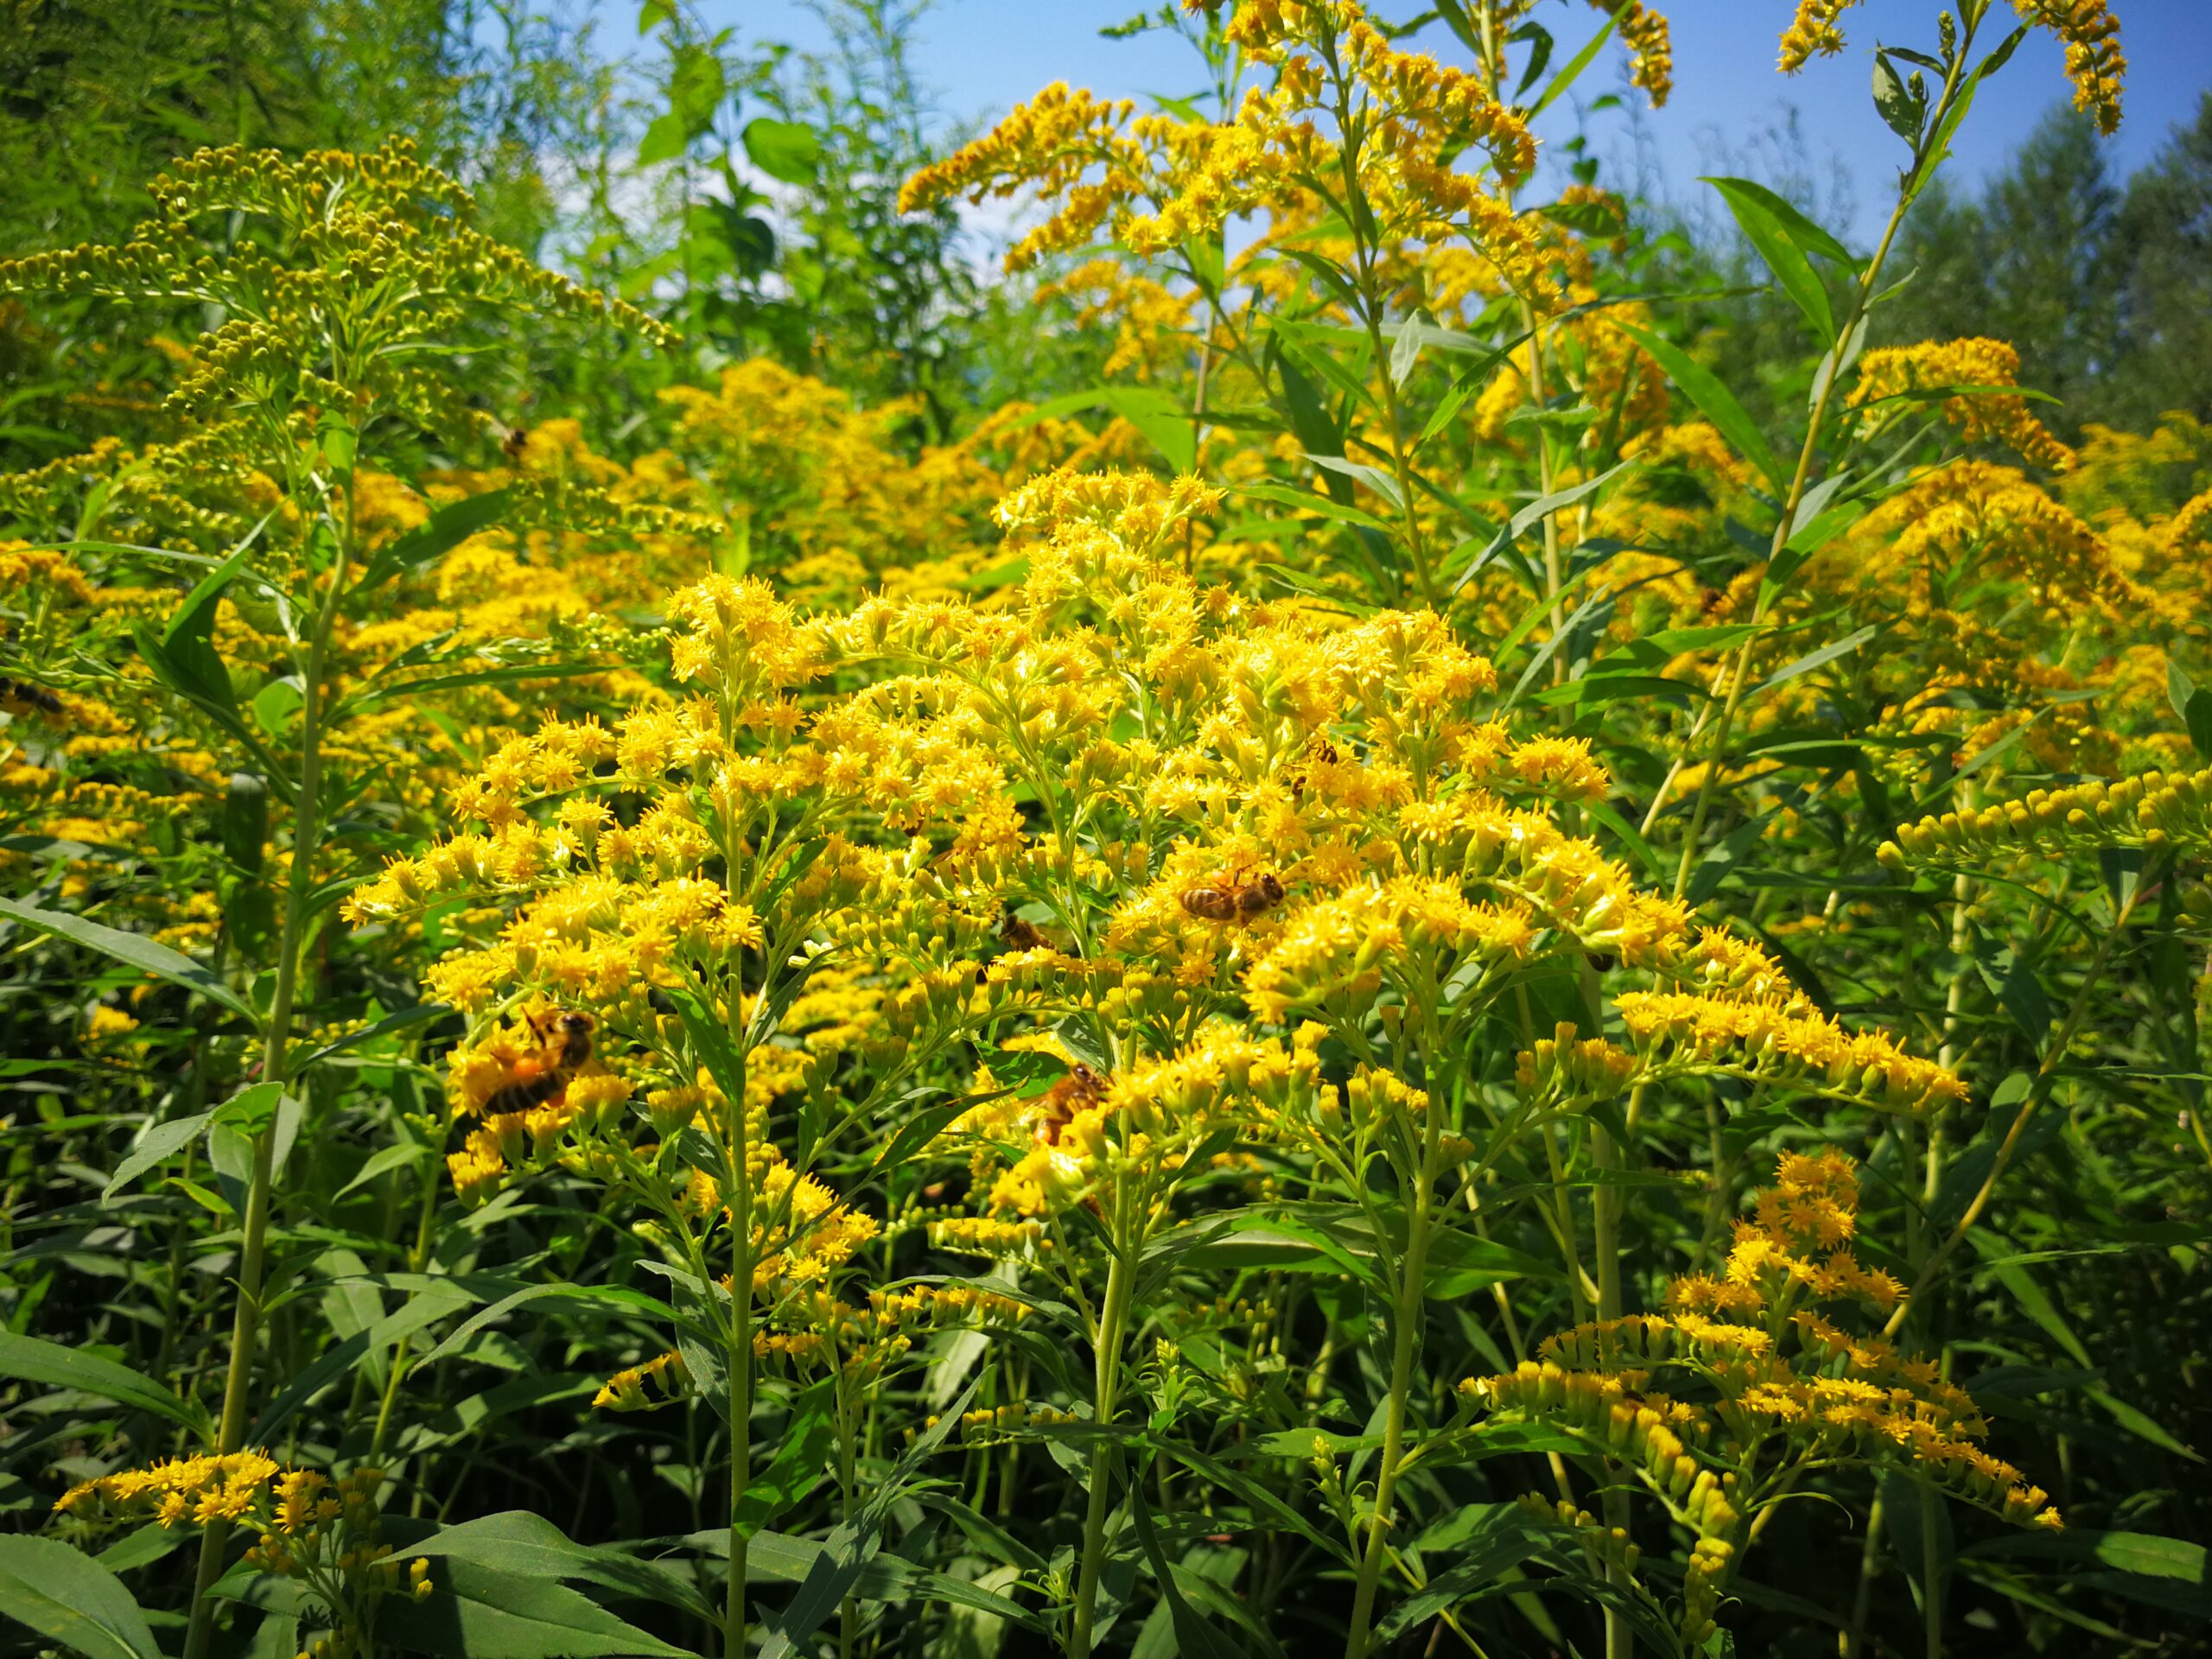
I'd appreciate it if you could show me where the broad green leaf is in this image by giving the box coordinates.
[1128,1487,1248,1659]
[754,1375,982,1659]
[410,1511,713,1623]
[1370,1506,1552,1641]
[1233,482,1390,534]
[0,894,252,1018]
[296,1001,448,1069]
[1100,386,1197,474]
[159,530,260,720]
[357,489,512,592]
[251,1284,474,1441]
[0,1536,162,1659]
[1536,197,1626,239]
[1610,318,1786,491]
[0,1332,207,1433]
[1967,1528,2206,1584]
[376,1557,690,1659]
[1872,52,1927,147]
[1529,5,1617,117]
[1751,624,1878,694]
[417,1281,685,1368]
[1701,175,1855,264]
[341,662,603,715]
[742,118,819,185]
[335,1141,430,1200]
[1703,175,1836,340]
[103,1110,213,1205]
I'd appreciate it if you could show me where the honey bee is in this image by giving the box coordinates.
[1285,735,1341,800]
[1033,1062,1108,1146]
[499,423,531,462]
[477,1008,594,1118]
[998,912,1051,952]
[1178,866,1287,925]
[0,677,64,720]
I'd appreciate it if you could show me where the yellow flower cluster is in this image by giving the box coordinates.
[1465,1152,2059,1642]
[594,1348,690,1411]
[900,0,1538,285]
[2015,0,2127,134]
[1615,991,1969,1117]
[1851,338,2075,472]
[1777,0,1858,71]
[57,1457,430,1652]
[1881,763,2212,867]
[1783,0,2123,135]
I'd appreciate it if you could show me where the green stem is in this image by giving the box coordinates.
[1885,881,2139,1338]
[727,1032,754,1658]
[1920,1482,1945,1659]
[1069,1227,1135,1659]
[1655,31,1977,877]
[181,474,353,1659]
[1342,1185,1434,1659]
[1843,1487,1885,1659]
[366,1133,445,1465]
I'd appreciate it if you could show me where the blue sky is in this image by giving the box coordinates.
[730,0,2209,244]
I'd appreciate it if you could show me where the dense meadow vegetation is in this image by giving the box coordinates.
[2,1,2209,1656]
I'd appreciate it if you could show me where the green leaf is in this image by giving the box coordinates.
[417,1281,686,1368]
[736,1378,835,1540]
[1873,52,1928,147]
[1610,318,1786,491]
[341,662,604,715]
[1536,198,1626,239]
[0,894,252,1019]
[1751,624,1878,694]
[1232,482,1390,534]
[1702,175,1836,340]
[754,1374,982,1659]
[1529,4,1617,118]
[636,110,693,167]
[357,490,512,593]
[1967,1528,2206,1583]
[1128,1485,1248,1659]
[0,1536,162,1659]
[2084,1386,2203,1462]
[103,1110,213,1205]
[1701,175,1855,264]
[160,532,258,720]
[742,118,819,185]
[410,1512,713,1624]
[1100,387,1198,475]
[1370,1505,1552,1641]
[335,1141,430,1200]
[377,1558,690,1659]
[251,1282,478,1444]
[2185,688,2212,760]
[0,1331,207,1433]
[296,1001,449,1070]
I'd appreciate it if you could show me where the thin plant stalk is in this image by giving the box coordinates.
[1069,1196,1137,1659]
[181,467,356,1659]
[726,1033,754,1657]
[1342,1170,1437,1659]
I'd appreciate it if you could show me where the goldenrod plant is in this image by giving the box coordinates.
[2,3,2205,1659]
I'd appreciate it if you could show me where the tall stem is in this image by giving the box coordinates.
[1343,1186,1434,1659]
[726,1031,754,1657]
[1885,883,2139,1337]
[367,1138,445,1465]
[1920,1482,1946,1659]
[1070,1231,1136,1659]
[1652,32,1977,870]
[181,477,353,1659]
[1842,1488,1886,1659]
